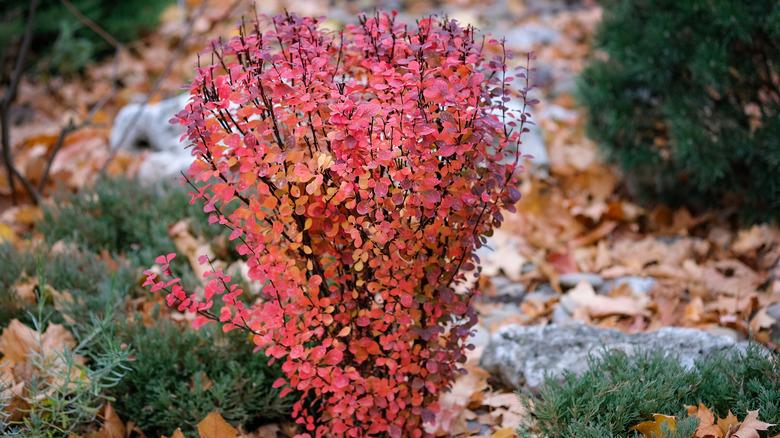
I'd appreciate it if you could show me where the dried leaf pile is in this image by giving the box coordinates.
[0,0,778,437]
[632,405,778,438]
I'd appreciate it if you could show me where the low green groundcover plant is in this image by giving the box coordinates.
[109,320,293,436]
[40,178,220,261]
[578,0,780,221]
[520,346,780,437]
[0,244,132,328]
[40,177,236,289]
[1,177,290,434]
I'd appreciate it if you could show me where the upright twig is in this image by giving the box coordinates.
[1,0,41,205]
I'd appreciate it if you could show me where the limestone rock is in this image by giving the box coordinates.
[480,323,750,391]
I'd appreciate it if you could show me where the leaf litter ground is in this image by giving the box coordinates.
[1,0,778,436]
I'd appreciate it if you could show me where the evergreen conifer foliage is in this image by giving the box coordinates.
[578,0,780,220]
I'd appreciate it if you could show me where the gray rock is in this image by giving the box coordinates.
[558,272,604,290]
[550,304,573,324]
[137,150,194,183]
[111,94,192,181]
[469,324,492,349]
[499,98,549,170]
[704,326,744,342]
[522,286,557,304]
[600,276,656,295]
[504,24,561,52]
[111,93,189,152]
[768,303,780,340]
[768,302,780,321]
[480,324,749,391]
[520,123,549,169]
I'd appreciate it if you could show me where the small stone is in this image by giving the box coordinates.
[522,285,557,304]
[504,24,561,51]
[111,94,192,182]
[767,303,780,340]
[600,276,656,295]
[480,324,752,391]
[469,324,491,349]
[551,304,573,324]
[558,272,604,290]
[111,94,189,152]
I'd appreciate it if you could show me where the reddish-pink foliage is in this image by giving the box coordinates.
[144,11,532,437]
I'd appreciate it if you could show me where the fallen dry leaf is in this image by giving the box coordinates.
[482,392,526,429]
[687,403,723,437]
[165,428,185,438]
[561,280,649,318]
[87,403,126,438]
[631,413,677,437]
[490,428,517,438]
[0,319,39,365]
[197,411,239,438]
[749,307,777,334]
[730,410,775,438]
[169,219,216,281]
[717,411,739,436]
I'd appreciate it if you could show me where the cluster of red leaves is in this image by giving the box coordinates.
[144,11,531,437]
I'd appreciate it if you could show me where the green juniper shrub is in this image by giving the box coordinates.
[578,0,780,221]
[520,346,780,437]
[0,0,173,75]
[109,319,293,436]
[40,177,235,289]
[0,244,132,328]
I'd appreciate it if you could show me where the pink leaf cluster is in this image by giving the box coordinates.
[144,10,532,437]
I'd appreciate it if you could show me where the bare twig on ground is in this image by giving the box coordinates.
[1,0,41,205]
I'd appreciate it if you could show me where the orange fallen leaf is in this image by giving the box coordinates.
[717,411,739,435]
[0,223,17,244]
[164,428,185,438]
[687,403,722,437]
[631,413,677,437]
[197,411,238,438]
[490,428,517,438]
[87,403,125,438]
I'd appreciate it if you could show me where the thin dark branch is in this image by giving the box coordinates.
[38,69,120,192]
[1,0,41,205]
[59,0,123,50]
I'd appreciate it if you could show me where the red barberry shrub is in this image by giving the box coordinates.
[144,10,532,437]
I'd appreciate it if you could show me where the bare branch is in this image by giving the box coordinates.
[59,0,123,50]
[1,0,41,204]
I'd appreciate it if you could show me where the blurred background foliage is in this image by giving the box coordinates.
[579,0,780,221]
[0,0,173,76]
